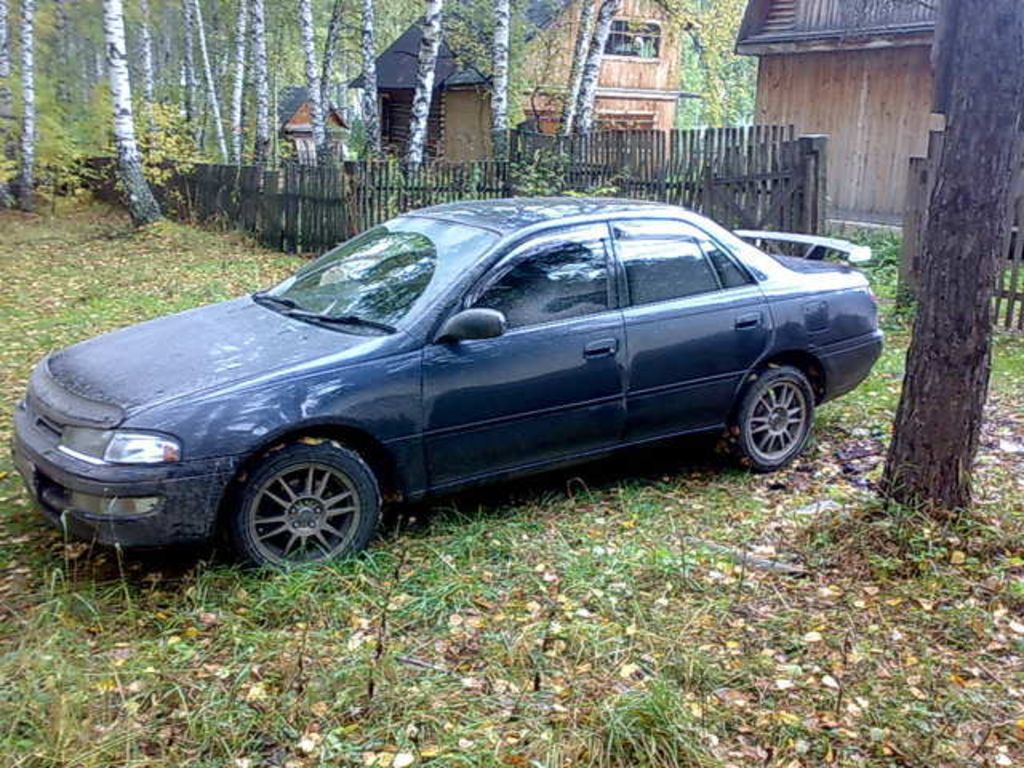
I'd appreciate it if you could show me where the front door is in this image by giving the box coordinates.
[422,224,626,489]
[612,219,770,442]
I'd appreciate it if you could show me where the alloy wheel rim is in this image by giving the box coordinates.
[747,380,808,462]
[248,463,360,565]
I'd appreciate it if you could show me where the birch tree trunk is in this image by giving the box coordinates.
[102,0,161,224]
[562,0,595,135]
[229,0,248,163]
[181,0,198,128]
[360,0,380,158]
[54,0,71,105]
[191,0,228,161]
[139,0,156,110]
[298,0,326,163]
[881,0,1024,514]
[321,0,342,115]
[250,0,270,165]
[490,0,510,158]
[0,0,13,208]
[404,0,443,168]
[574,0,620,134]
[17,0,34,211]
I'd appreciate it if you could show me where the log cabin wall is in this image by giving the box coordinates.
[755,45,933,223]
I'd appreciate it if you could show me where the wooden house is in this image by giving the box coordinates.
[736,0,938,224]
[278,86,348,165]
[352,0,692,162]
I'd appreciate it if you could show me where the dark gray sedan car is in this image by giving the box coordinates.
[13,199,882,567]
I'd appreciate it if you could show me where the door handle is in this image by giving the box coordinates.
[735,312,763,330]
[583,338,619,359]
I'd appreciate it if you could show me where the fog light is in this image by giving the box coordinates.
[69,492,163,517]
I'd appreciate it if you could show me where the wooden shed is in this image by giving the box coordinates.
[736,0,937,224]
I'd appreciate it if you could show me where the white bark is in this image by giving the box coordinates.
[562,0,596,135]
[250,0,270,165]
[191,0,228,161]
[181,0,198,126]
[139,0,156,109]
[230,0,248,163]
[360,0,380,157]
[321,0,343,115]
[17,0,34,211]
[0,0,13,207]
[405,0,444,168]
[298,0,326,162]
[491,0,510,158]
[103,0,161,224]
[574,0,620,134]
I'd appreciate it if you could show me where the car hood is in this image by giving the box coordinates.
[43,297,383,419]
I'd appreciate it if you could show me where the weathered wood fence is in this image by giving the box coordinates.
[91,126,828,255]
[901,130,1024,331]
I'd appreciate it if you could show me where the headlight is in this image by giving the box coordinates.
[59,428,181,465]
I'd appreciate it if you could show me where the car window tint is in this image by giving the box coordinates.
[700,238,754,289]
[474,235,609,328]
[614,221,720,305]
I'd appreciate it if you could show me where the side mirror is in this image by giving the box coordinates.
[436,308,507,343]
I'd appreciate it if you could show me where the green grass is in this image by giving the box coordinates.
[0,203,1022,767]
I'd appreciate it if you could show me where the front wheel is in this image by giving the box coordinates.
[732,366,815,472]
[229,442,381,568]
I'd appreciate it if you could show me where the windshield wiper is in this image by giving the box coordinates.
[252,291,298,310]
[284,308,396,334]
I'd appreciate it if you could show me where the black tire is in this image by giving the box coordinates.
[731,366,815,473]
[229,441,381,568]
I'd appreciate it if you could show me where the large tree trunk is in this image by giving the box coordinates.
[490,0,510,158]
[229,0,248,163]
[17,0,34,211]
[404,0,443,168]
[561,0,595,136]
[181,0,198,130]
[138,0,156,110]
[574,0,620,135]
[881,0,1024,514]
[360,0,380,158]
[191,0,228,161]
[298,0,326,163]
[103,0,162,225]
[321,0,343,117]
[0,0,13,208]
[250,0,270,165]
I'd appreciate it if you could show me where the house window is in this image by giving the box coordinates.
[605,20,661,59]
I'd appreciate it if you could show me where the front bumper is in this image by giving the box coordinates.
[12,403,238,549]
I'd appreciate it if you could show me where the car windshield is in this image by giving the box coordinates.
[258,216,498,331]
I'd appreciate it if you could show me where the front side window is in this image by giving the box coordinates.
[605,20,661,59]
[474,231,610,328]
[614,220,721,305]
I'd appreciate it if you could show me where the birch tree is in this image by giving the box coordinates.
[191,0,228,161]
[229,0,248,163]
[102,0,161,224]
[181,0,198,128]
[298,0,326,162]
[405,0,443,168]
[562,0,595,135]
[0,0,13,207]
[17,0,34,211]
[138,0,156,110]
[490,0,510,158]
[250,0,271,164]
[321,0,343,115]
[574,0,621,134]
[360,0,380,157]
[54,0,71,105]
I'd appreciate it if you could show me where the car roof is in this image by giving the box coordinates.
[409,197,690,234]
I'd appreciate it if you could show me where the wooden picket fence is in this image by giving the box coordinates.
[902,131,1024,331]
[90,126,828,255]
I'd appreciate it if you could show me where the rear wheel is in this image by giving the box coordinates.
[732,366,815,472]
[229,442,381,568]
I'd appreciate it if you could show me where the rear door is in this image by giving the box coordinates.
[613,219,770,442]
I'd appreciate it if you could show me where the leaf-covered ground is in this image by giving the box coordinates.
[1,203,1022,768]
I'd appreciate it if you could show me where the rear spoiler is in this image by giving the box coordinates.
[734,230,872,264]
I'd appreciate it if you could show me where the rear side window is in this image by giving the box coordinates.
[474,230,610,328]
[700,238,754,289]
[613,220,720,305]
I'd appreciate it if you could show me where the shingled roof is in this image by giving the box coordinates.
[736,0,936,55]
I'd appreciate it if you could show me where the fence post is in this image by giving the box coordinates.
[798,134,828,234]
[899,156,931,307]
